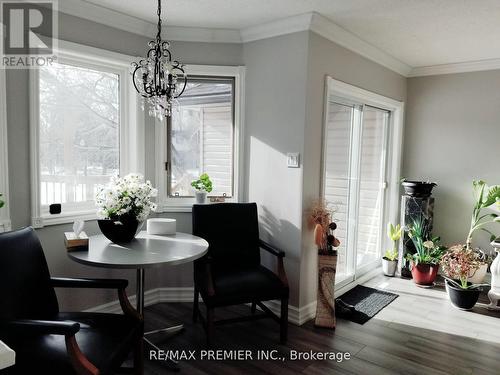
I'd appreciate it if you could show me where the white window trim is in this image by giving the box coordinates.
[30,40,145,228]
[321,76,404,286]
[155,65,246,213]
[0,68,11,233]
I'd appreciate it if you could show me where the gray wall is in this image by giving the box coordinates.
[242,30,407,309]
[243,31,309,307]
[300,32,407,308]
[6,11,243,311]
[405,71,500,252]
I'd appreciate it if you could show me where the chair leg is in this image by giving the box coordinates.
[193,286,199,323]
[133,335,144,375]
[206,306,214,347]
[280,297,288,344]
[251,301,257,314]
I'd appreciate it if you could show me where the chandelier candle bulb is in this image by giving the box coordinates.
[147,218,177,235]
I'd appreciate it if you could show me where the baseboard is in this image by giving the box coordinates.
[85,268,381,325]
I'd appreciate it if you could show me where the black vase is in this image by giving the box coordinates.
[401,180,437,197]
[98,214,144,244]
[445,279,481,310]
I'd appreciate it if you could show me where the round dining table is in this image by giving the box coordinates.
[68,230,209,358]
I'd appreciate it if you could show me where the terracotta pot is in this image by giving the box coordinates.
[410,262,439,286]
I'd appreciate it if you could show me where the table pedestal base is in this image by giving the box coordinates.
[137,269,185,371]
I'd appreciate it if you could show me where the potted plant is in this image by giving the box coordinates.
[383,223,402,277]
[405,216,446,286]
[191,173,213,204]
[95,173,157,243]
[462,180,500,283]
[309,199,340,328]
[0,193,4,209]
[401,179,437,198]
[441,245,487,310]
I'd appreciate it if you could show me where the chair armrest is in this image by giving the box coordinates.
[259,239,285,258]
[51,277,128,289]
[259,240,288,288]
[1,319,80,336]
[51,277,140,321]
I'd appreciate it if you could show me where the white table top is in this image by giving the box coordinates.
[0,340,15,370]
[68,231,208,269]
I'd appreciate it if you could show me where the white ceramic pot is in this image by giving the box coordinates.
[382,258,398,277]
[488,242,500,309]
[467,263,488,284]
[195,191,207,204]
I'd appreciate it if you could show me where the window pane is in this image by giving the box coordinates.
[323,102,353,284]
[170,78,234,197]
[39,62,119,208]
[356,106,388,268]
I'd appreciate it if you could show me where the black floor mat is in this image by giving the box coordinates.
[335,285,398,324]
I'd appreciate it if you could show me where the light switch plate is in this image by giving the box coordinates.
[287,153,300,168]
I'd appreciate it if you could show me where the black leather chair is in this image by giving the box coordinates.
[192,203,289,345]
[0,227,143,375]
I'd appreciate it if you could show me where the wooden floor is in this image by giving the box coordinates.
[143,275,500,374]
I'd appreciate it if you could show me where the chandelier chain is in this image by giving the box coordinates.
[156,0,162,41]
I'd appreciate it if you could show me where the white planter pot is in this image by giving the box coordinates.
[195,191,207,204]
[488,245,500,309]
[382,259,398,277]
[467,263,488,284]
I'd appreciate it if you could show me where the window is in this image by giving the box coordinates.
[322,77,404,287]
[30,41,143,227]
[156,66,245,211]
[169,77,234,197]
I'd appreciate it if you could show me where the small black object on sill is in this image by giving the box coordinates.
[49,203,61,214]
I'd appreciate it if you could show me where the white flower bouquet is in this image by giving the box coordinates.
[96,173,158,222]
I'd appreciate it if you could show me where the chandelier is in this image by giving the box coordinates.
[131,0,187,120]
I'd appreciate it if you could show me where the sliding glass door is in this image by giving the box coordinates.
[323,100,389,286]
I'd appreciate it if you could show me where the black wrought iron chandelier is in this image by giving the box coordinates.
[131,0,187,120]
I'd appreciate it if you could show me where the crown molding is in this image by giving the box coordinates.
[240,12,313,43]
[240,12,412,76]
[45,1,500,78]
[57,0,242,43]
[409,59,500,77]
[309,13,412,77]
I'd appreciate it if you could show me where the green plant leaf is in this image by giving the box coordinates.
[483,185,500,207]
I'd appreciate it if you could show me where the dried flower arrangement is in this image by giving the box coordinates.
[309,199,340,255]
[441,244,485,289]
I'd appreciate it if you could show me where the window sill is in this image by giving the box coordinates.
[32,211,97,228]
[0,219,11,233]
[156,198,238,214]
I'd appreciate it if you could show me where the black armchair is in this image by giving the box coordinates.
[192,203,289,345]
[0,227,143,375]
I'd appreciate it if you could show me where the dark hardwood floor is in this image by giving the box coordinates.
[142,294,500,375]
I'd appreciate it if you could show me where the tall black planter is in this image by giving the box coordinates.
[398,195,435,278]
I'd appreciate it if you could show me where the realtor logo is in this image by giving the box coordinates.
[0,0,58,68]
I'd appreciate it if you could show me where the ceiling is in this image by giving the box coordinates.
[82,0,500,69]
